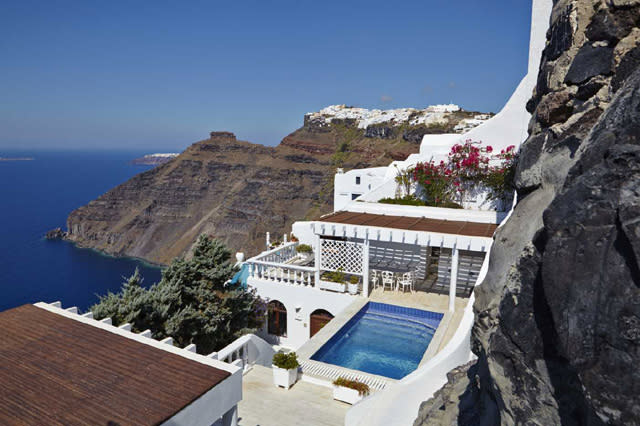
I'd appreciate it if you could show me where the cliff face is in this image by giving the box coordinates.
[415,1,640,425]
[66,109,481,264]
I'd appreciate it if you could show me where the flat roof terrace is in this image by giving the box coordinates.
[0,304,232,426]
[319,211,498,238]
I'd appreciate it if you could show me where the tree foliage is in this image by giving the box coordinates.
[91,235,264,354]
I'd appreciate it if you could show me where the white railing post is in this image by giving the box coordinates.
[449,245,459,312]
[314,233,321,287]
[363,233,370,297]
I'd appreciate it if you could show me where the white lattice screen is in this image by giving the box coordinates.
[320,239,363,274]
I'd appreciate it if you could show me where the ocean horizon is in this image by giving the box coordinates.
[0,150,164,312]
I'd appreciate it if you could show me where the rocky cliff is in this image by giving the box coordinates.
[415,1,640,425]
[66,107,484,264]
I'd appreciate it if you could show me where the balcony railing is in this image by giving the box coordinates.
[252,242,299,264]
[248,261,316,287]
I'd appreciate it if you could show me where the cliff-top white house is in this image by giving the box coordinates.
[237,1,552,424]
[11,1,552,425]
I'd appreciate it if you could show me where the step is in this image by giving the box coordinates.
[300,359,392,392]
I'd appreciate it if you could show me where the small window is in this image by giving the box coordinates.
[355,176,361,185]
[351,193,362,200]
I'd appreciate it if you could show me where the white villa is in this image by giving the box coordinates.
[5,1,552,425]
[237,1,552,425]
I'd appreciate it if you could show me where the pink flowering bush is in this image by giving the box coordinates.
[412,140,517,207]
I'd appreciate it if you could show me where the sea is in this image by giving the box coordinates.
[0,151,164,313]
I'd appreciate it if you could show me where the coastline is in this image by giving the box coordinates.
[58,236,167,270]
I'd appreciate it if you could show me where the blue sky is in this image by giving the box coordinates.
[1,1,532,151]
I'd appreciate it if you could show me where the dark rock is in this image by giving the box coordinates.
[209,131,236,140]
[514,130,550,192]
[564,44,614,85]
[586,8,625,42]
[576,78,605,100]
[545,5,574,61]
[416,2,640,425]
[364,125,395,139]
[612,44,640,92]
[536,90,574,126]
[540,69,640,422]
[402,128,427,144]
[45,228,66,240]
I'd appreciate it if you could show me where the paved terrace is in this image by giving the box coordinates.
[238,365,349,426]
[237,292,470,426]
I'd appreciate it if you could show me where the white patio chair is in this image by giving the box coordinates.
[370,270,380,290]
[397,272,414,293]
[381,271,395,292]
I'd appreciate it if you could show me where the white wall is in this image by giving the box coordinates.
[164,370,242,426]
[334,167,387,211]
[247,277,358,350]
[342,201,507,224]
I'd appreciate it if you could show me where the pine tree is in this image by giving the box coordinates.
[90,235,263,354]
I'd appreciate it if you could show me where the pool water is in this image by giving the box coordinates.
[311,302,443,379]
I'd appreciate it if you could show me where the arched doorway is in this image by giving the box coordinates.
[267,300,287,337]
[310,309,334,338]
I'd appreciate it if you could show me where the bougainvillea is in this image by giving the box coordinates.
[411,140,517,207]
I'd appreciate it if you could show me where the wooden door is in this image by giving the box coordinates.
[310,309,334,338]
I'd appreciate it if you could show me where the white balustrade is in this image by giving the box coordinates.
[252,242,299,264]
[247,260,316,287]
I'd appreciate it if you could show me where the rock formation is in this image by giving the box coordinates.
[415,1,640,425]
[65,108,481,264]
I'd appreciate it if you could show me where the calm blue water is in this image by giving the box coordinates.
[311,303,442,379]
[0,151,163,312]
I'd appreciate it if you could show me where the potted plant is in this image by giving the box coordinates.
[347,275,359,295]
[295,243,313,260]
[332,377,370,404]
[272,352,299,389]
[318,268,346,293]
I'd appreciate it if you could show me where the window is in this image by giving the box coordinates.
[351,193,362,200]
[355,176,361,185]
[267,300,287,337]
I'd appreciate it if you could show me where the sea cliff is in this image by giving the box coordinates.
[415,1,640,425]
[65,107,485,264]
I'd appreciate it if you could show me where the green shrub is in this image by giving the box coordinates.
[379,195,426,206]
[349,275,359,284]
[296,244,313,253]
[378,195,462,209]
[273,352,300,370]
[322,268,345,283]
[333,377,370,396]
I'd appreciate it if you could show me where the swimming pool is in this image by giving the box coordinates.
[310,302,443,379]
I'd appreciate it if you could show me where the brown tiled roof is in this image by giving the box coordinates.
[319,211,497,238]
[0,304,230,426]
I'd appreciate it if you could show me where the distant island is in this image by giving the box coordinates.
[0,157,34,161]
[131,153,179,166]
